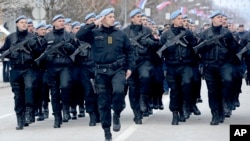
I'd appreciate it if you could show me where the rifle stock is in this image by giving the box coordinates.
[130,33,150,49]
[70,43,90,61]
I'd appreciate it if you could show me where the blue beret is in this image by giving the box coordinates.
[95,14,101,20]
[35,23,46,30]
[15,15,27,23]
[27,18,33,24]
[52,14,64,22]
[183,15,188,19]
[129,9,141,18]
[141,13,146,17]
[71,21,81,28]
[113,21,121,27]
[85,12,96,21]
[45,24,53,29]
[80,23,86,27]
[170,10,182,20]
[100,8,114,17]
[210,10,223,18]
[64,18,72,24]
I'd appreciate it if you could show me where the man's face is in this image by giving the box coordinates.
[36,27,47,36]
[238,26,245,32]
[71,26,80,34]
[28,23,34,33]
[172,15,183,27]
[102,13,115,27]
[86,18,96,24]
[53,18,65,30]
[141,16,147,26]
[64,23,72,32]
[183,18,189,29]
[131,14,142,25]
[211,15,223,26]
[16,19,28,31]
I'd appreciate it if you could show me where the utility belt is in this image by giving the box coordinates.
[11,62,35,69]
[95,58,124,73]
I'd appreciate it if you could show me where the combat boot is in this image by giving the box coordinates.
[191,105,201,115]
[133,110,142,124]
[16,115,24,130]
[171,111,179,125]
[113,113,121,132]
[71,107,77,120]
[62,105,71,122]
[178,110,186,122]
[78,106,85,117]
[104,128,112,141]
[210,111,220,125]
[54,113,61,128]
[37,107,44,121]
[25,107,33,124]
[89,112,97,126]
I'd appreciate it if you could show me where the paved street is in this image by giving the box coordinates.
[0,63,250,141]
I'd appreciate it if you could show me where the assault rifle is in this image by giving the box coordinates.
[129,33,150,49]
[0,39,30,59]
[156,31,186,57]
[236,43,250,60]
[70,42,91,62]
[193,33,227,54]
[35,41,65,65]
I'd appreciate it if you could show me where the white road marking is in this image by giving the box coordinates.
[0,113,15,119]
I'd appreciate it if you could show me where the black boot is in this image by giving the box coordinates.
[178,110,186,122]
[210,111,220,125]
[25,107,34,124]
[62,105,71,122]
[16,115,24,130]
[54,113,61,128]
[171,111,179,125]
[113,113,121,132]
[78,106,85,117]
[37,107,44,121]
[89,112,97,126]
[192,105,201,115]
[104,128,112,141]
[71,107,77,120]
[133,110,142,124]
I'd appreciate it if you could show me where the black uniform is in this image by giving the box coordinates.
[76,23,135,132]
[198,25,240,125]
[123,24,159,122]
[43,28,76,128]
[160,25,197,125]
[0,29,40,129]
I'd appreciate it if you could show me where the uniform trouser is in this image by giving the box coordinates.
[204,63,233,114]
[34,70,44,112]
[2,61,10,82]
[71,66,84,110]
[47,66,72,115]
[42,72,50,105]
[166,65,193,112]
[151,64,164,106]
[128,61,153,111]
[80,66,98,113]
[191,65,202,105]
[95,69,126,129]
[10,68,36,115]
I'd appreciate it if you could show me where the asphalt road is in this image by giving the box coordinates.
[0,64,250,141]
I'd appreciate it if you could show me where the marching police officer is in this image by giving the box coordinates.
[123,9,159,124]
[0,15,40,130]
[196,11,240,125]
[160,10,197,125]
[76,8,135,141]
[41,14,76,128]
